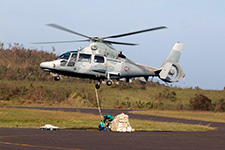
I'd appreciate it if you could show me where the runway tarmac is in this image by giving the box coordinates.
[0,106,225,150]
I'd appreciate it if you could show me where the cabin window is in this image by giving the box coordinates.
[78,54,91,62]
[57,53,71,60]
[94,56,104,63]
[67,53,77,67]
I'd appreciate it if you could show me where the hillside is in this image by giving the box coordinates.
[0,43,224,111]
[0,43,56,81]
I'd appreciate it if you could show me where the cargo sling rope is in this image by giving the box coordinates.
[95,87,103,119]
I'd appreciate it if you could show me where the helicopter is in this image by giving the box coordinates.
[36,24,185,89]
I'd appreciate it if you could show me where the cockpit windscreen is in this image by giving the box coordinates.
[57,53,71,60]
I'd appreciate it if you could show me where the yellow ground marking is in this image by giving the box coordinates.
[0,134,85,150]
[0,133,77,139]
[0,134,63,139]
[0,134,41,139]
[0,141,84,150]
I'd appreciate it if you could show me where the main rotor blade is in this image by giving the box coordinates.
[103,40,138,46]
[31,40,89,44]
[47,24,91,39]
[105,26,167,39]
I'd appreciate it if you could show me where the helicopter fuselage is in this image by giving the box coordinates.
[40,42,156,83]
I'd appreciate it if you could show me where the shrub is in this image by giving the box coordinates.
[189,94,213,111]
[0,83,28,100]
[214,99,225,112]
[135,101,146,108]
[155,89,177,102]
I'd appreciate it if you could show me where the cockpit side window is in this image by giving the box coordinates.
[78,54,91,62]
[67,53,77,67]
[71,53,77,61]
[94,56,104,63]
[57,53,71,60]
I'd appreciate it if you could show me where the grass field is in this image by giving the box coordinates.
[0,108,214,131]
[1,80,225,111]
[130,110,225,123]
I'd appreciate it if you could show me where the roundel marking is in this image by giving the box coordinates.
[124,66,129,72]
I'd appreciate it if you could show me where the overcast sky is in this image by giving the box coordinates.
[1,0,225,90]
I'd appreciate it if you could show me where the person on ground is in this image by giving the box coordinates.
[98,119,106,131]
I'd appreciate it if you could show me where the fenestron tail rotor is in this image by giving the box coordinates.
[32,24,167,46]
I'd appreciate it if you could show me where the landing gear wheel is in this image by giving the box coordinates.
[54,76,60,81]
[106,80,112,86]
[95,83,100,89]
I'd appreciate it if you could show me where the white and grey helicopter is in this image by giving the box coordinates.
[36,24,185,89]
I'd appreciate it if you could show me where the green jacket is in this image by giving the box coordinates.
[104,114,114,122]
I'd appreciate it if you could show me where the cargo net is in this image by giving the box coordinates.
[110,113,134,132]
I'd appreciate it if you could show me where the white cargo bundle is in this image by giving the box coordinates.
[111,113,134,132]
[40,124,59,130]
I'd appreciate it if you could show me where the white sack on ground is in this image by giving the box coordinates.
[111,113,134,132]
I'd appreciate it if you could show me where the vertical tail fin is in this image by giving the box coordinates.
[162,42,184,66]
[159,42,185,82]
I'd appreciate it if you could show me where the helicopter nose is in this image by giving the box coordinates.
[40,61,54,71]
